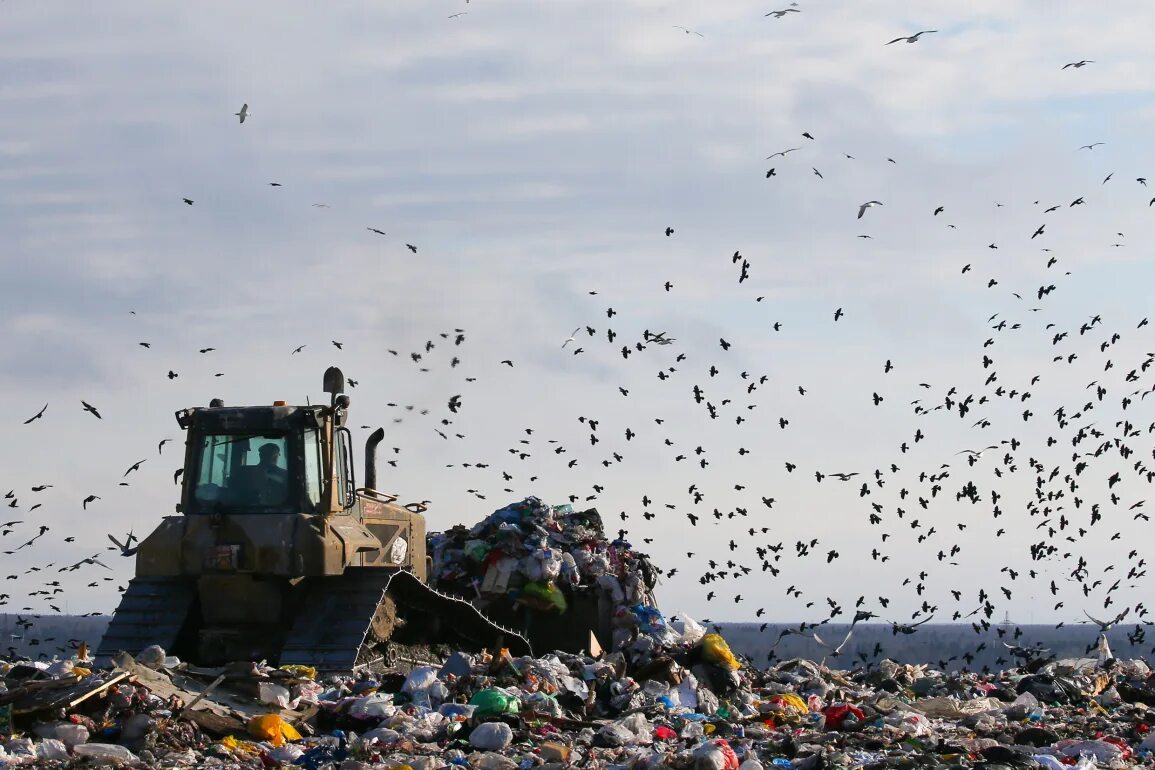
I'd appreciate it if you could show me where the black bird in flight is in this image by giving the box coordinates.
[23,404,47,425]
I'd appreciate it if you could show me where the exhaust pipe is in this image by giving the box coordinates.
[364,428,385,493]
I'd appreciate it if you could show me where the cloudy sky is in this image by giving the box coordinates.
[2,1,1154,632]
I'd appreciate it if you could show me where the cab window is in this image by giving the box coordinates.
[193,433,289,509]
[303,427,323,508]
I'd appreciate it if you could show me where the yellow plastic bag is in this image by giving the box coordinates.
[278,664,316,680]
[767,693,808,713]
[248,714,301,746]
[700,633,740,670]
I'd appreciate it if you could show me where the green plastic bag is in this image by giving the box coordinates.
[522,580,568,613]
[469,688,520,718]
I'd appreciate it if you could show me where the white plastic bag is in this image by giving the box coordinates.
[349,692,395,720]
[470,721,513,750]
[72,743,139,764]
[673,613,707,645]
[53,722,89,747]
[258,682,293,708]
[35,739,69,761]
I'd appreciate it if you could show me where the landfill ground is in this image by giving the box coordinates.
[4,497,1155,769]
[3,627,1154,770]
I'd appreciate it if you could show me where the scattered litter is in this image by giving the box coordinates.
[4,498,1155,768]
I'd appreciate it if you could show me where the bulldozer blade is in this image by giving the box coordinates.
[280,568,530,672]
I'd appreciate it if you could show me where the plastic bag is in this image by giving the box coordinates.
[699,633,740,670]
[279,664,316,680]
[673,613,707,645]
[53,722,89,746]
[823,703,866,731]
[34,739,69,761]
[72,743,139,764]
[522,581,567,612]
[598,722,637,747]
[469,688,520,718]
[402,665,439,708]
[469,722,513,750]
[350,692,395,720]
[247,714,301,747]
[693,740,740,770]
[258,682,293,708]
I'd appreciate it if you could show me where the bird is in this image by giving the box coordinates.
[765,8,800,18]
[80,401,101,419]
[857,200,883,219]
[812,626,855,657]
[1079,143,1104,150]
[367,227,386,236]
[665,227,674,236]
[158,439,172,455]
[123,459,146,477]
[766,148,800,159]
[107,532,139,557]
[672,26,704,37]
[82,495,100,510]
[834,308,844,321]
[235,103,249,123]
[1062,60,1094,69]
[23,404,47,425]
[292,345,306,355]
[332,341,343,349]
[562,327,582,348]
[407,244,418,253]
[448,11,468,18]
[182,198,194,205]
[886,30,936,45]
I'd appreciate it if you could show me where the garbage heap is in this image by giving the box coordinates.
[8,628,1155,770]
[427,497,663,654]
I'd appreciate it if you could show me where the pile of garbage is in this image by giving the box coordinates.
[428,497,662,652]
[6,497,1155,768]
[7,618,1155,769]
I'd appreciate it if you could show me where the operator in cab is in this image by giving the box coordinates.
[254,442,288,503]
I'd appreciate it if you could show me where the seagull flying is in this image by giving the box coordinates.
[886,30,936,45]
[1062,60,1093,69]
[562,327,582,348]
[673,26,704,37]
[857,200,883,219]
[235,103,249,123]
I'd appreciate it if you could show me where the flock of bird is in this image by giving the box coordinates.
[2,4,1153,673]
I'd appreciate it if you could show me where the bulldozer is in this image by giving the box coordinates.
[95,367,531,671]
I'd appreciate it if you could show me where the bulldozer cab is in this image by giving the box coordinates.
[177,372,356,520]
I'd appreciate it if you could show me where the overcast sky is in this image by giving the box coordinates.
[1,1,1153,633]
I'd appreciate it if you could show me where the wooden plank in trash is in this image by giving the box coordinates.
[11,672,129,715]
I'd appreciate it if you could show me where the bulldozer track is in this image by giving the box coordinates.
[94,577,196,667]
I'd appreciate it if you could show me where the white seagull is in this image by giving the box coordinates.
[857,200,883,219]
[561,327,582,348]
[235,103,249,123]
